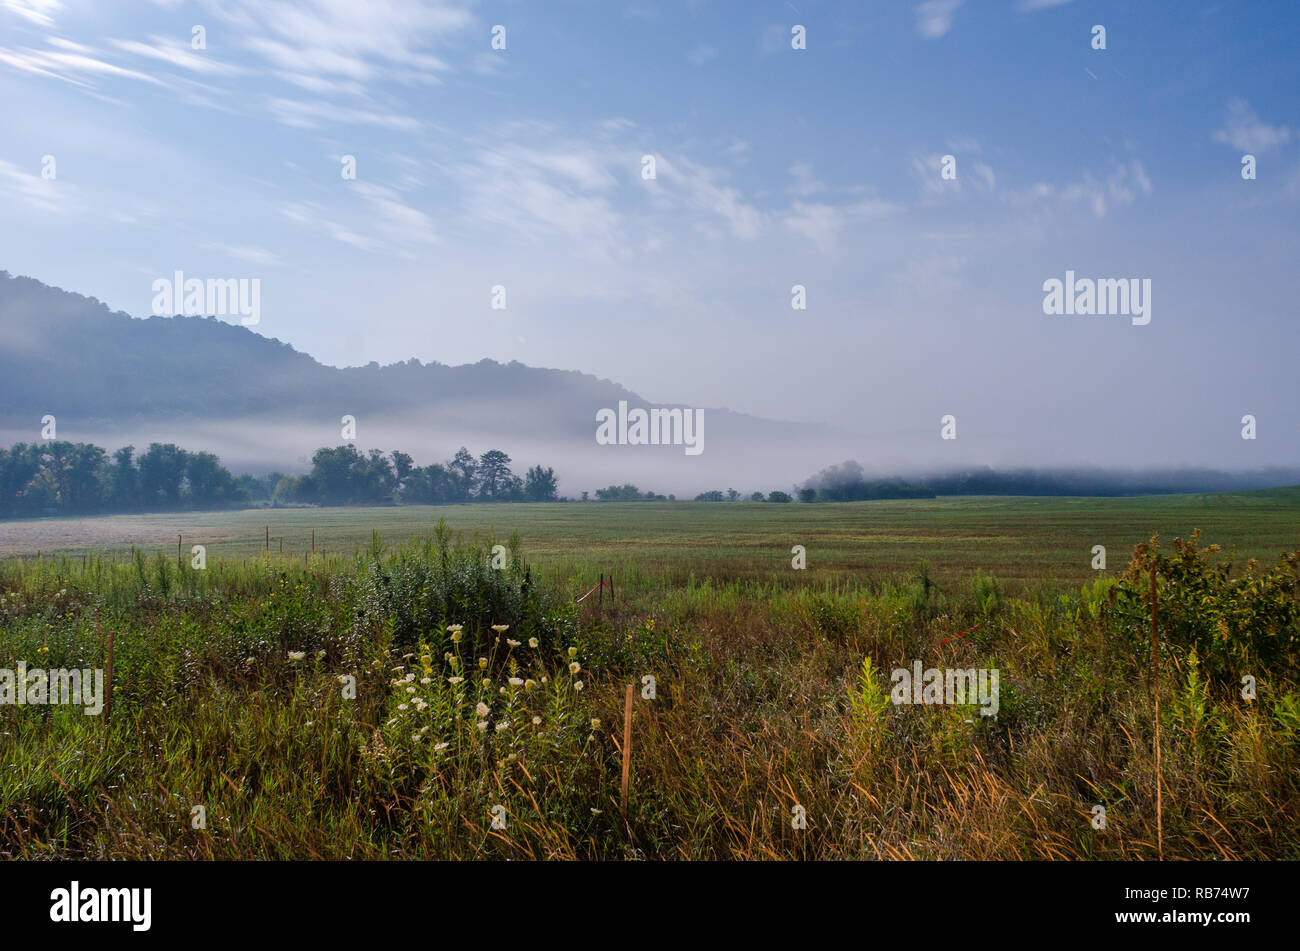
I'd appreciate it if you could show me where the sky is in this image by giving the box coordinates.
[1,0,1297,472]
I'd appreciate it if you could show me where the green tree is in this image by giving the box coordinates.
[524,465,558,501]
[476,449,515,500]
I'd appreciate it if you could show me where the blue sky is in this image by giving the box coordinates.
[1,0,1297,470]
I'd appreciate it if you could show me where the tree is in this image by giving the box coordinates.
[476,449,515,500]
[524,465,558,501]
[750,491,764,502]
[391,450,414,485]
[798,487,817,503]
[138,443,188,507]
[110,446,139,509]
[450,447,477,501]
[186,450,243,506]
[694,490,725,502]
[767,490,792,503]
[727,488,739,502]
[308,445,362,503]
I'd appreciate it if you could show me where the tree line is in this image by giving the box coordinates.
[273,445,557,505]
[0,441,559,517]
[0,441,246,517]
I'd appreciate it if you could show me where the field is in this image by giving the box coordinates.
[2,490,1299,860]
[4,488,1300,590]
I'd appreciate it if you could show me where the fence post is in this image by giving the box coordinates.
[103,630,115,726]
[621,683,634,815]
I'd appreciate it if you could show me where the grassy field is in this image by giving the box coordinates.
[2,490,1298,860]
[4,488,1300,591]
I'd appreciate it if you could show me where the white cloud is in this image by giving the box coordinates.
[0,158,72,214]
[0,40,162,86]
[1213,98,1291,153]
[0,0,60,26]
[916,0,965,39]
[200,242,284,267]
[111,35,243,75]
[266,96,420,130]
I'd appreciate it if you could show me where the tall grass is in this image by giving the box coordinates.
[1,524,1296,859]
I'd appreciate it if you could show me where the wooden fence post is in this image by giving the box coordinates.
[103,630,115,726]
[621,683,634,815]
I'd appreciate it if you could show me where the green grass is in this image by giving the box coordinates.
[2,493,1298,860]
[4,489,1299,591]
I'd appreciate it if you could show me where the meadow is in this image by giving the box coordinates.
[1,490,1298,859]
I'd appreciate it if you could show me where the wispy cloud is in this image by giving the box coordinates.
[1213,98,1292,153]
[0,0,60,27]
[0,38,162,86]
[916,0,965,39]
[0,159,73,214]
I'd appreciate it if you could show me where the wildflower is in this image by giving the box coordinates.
[591,718,601,730]
[499,687,507,695]
[569,662,581,675]
[591,808,602,815]
[507,639,521,647]
[420,677,432,685]
[476,701,490,717]
[420,654,431,666]
[528,637,539,648]
[447,624,463,633]
[405,672,416,682]
[492,624,509,633]
[444,651,454,662]
[541,676,549,684]
[415,700,428,712]
[448,676,464,684]
[477,721,488,731]
[568,647,578,659]
[508,677,524,686]
[574,680,584,692]
[288,651,305,661]
[495,720,510,732]
[478,657,488,669]
[316,650,326,659]
[405,686,416,694]
[434,742,450,751]
[524,679,537,690]
[482,678,491,688]
[397,704,409,711]
[532,716,542,725]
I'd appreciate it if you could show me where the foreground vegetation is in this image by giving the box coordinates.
[1,511,1297,859]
